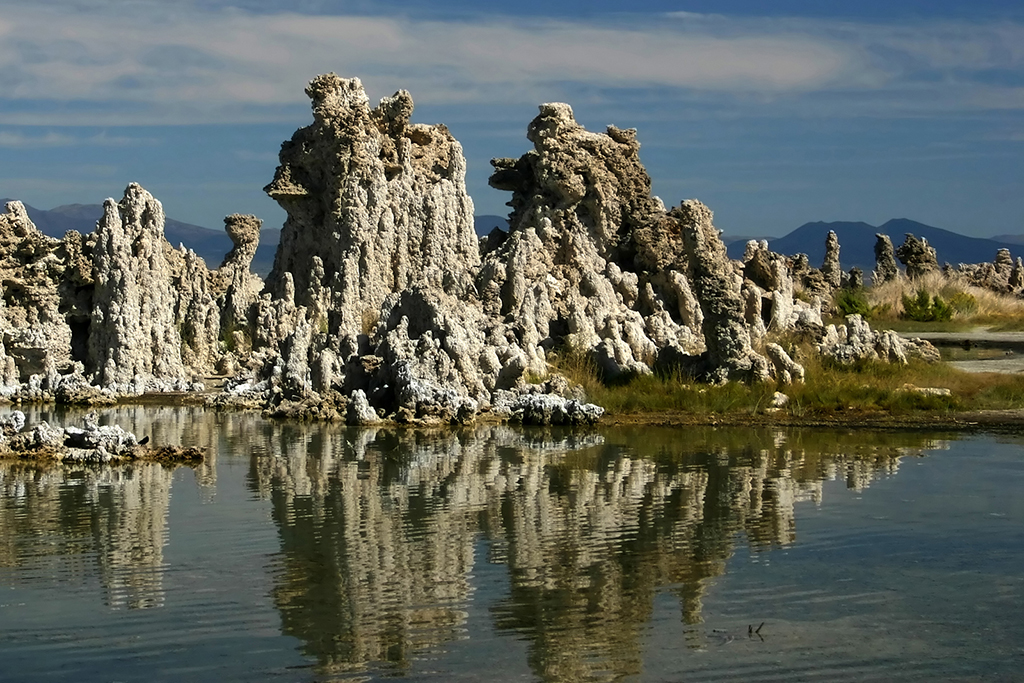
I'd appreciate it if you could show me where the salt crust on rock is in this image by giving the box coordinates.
[0,74,948,422]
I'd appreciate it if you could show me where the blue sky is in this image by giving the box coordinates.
[0,0,1022,238]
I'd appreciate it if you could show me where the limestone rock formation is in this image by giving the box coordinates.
[818,314,940,365]
[480,102,703,381]
[89,185,191,390]
[873,234,900,284]
[0,75,956,422]
[895,233,939,279]
[264,74,479,334]
[215,213,264,332]
[0,183,264,401]
[676,200,769,383]
[0,202,73,393]
[821,231,842,290]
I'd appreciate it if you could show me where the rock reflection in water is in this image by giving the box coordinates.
[0,459,176,609]
[6,404,222,494]
[253,423,946,682]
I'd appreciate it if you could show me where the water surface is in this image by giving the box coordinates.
[1,407,1022,682]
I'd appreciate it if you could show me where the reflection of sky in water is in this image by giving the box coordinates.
[0,409,1021,682]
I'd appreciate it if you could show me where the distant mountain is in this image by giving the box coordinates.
[992,234,1024,246]
[726,219,1024,272]
[474,214,508,237]
[721,234,774,248]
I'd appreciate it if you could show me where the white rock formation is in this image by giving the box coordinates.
[481,102,702,381]
[89,184,191,391]
[264,74,479,334]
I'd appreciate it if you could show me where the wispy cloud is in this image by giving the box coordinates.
[0,131,76,147]
[0,129,156,147]
[0,5,1020,126]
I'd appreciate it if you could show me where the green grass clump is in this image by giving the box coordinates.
[901,288,953,322]
[835,289,872,317]
[834,288,890,320]
[549,344,1024,418]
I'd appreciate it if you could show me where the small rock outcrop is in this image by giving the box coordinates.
[895,233,939,279]
[819,314,940,365]
[0,410,203,463]
[873,234,900,284]
[821,231,842,290]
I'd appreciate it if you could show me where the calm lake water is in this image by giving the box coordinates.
[1,406,1022,682]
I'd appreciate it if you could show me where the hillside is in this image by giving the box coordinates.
[725,219,1024,272]
[474,214,508,236]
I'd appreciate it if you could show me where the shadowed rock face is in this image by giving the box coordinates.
[216,213,264,332]
[874,234,900,284]
[675,200,769,383]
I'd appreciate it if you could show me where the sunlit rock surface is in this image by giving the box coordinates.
[0,75,958,421]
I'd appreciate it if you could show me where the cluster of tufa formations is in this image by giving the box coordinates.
[0,75,950,425]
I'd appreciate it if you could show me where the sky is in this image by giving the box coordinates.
[0,0,1022,239]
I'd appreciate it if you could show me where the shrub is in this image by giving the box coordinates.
[835,289,872,317]
[834,289,889,320]
[901,288,953,322]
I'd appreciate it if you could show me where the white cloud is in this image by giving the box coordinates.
[0,131,76,147]
[0,6,1019,125]
[0,129,155,147]
[0,7,860,122]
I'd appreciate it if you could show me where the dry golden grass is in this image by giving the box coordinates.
[864,271,1024,329]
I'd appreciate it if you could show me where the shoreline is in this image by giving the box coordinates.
[599,408,1024,433]
[5,397,1024,435]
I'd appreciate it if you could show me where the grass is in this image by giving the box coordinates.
[549,345,1024,419]
[860,271,1024,331]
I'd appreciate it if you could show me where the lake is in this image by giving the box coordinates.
[1,406,1022,682]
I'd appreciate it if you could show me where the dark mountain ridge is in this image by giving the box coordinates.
[725,218,1024,272]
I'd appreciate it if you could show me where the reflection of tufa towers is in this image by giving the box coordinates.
[0,460,174,609]
[252,423,941,682]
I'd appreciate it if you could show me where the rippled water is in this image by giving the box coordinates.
[1,407,1022,682]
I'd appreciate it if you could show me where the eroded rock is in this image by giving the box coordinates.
[0,411,204,463]
[895,233,939,279]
